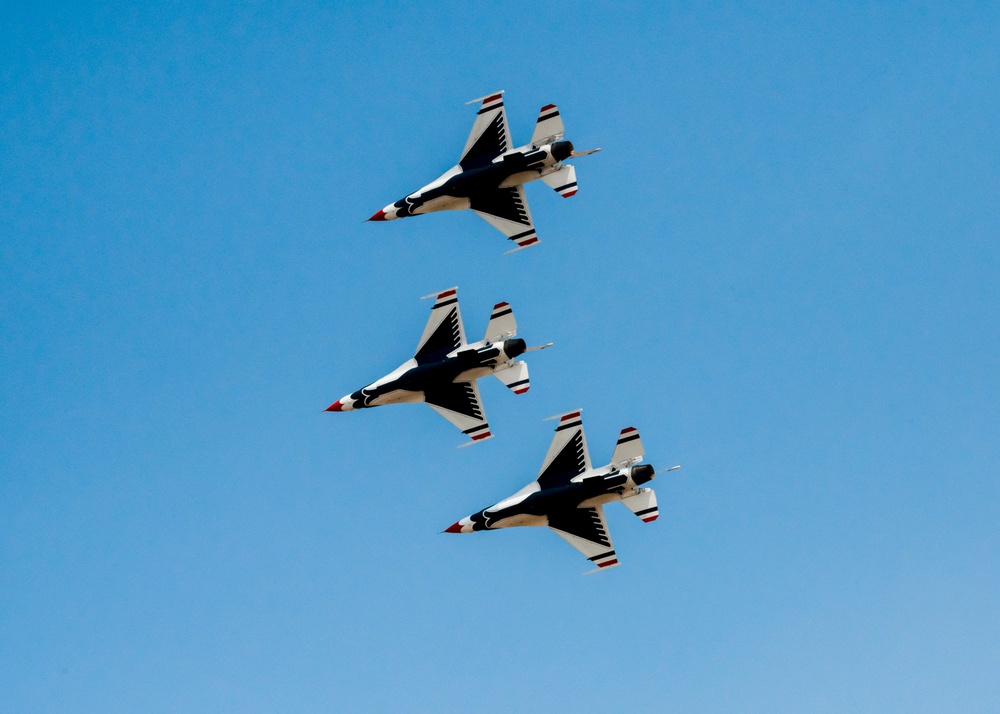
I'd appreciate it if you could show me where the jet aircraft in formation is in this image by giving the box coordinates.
[336,92,678,570]
[326,287,550,444]
[445,410,680,572]
[368,91,600,253]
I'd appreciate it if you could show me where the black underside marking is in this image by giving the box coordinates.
[617,433,640,444]
[470,186,530,226]
[588,550,616,562]
[555,420,582,431]
[463,424,489,434]
[461,112,507,167]
[433,297,458,309]
[555,182,577,191]
[414,307,461,364]
[492,307,513,318]
[635,507,657,516]
[549,507,611,548]
[425,381,482,419]
[537,430,586,490]
[509,229,535,242]
[506,379,529,388]
[537,111,559,122]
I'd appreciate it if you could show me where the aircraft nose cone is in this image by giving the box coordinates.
[325,398,352,412]
[443,520,464,534]
[367,209,387,222]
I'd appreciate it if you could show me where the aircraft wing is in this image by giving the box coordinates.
[536,411,592,490]
[470,185,539,253]
[460,92,511,169]
[548,504,618,570]
[415,288,466,364]
[425,380,492,443]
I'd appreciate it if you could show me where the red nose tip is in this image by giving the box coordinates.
[325,399,344,412]
[367,209,387,222]
[443,521,463,533]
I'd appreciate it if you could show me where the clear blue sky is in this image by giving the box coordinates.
[3,3,998,712]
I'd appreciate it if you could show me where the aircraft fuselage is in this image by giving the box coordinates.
[461,463,656,532]
[374,141,575,221]
[331,338,526,411]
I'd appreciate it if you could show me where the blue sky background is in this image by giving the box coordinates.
[2,2,998,712]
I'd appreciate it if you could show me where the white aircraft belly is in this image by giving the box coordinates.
[416,195,471,214]
[370,388,423,407]
[453,366,492,383]
[499,170,545,188]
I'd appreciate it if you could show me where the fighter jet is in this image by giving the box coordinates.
[368,91,600,253]
[326,287,550,444]
[445,410,680,572]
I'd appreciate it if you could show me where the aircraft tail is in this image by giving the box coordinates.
[541,164,578,198]
[610,427,644,468]
[531,104,565,146]
[621,488,658,522]
[494,361,529,394]
[484,301,517,343]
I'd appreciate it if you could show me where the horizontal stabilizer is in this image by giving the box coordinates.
[531,103,565,146]
[622,488,658,522]
[484,301,517,342]
[541,164,578,198]
[494,361,529,394]
[611,426,644,467]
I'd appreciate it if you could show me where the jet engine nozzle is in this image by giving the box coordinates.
[551,140,574,162]
[631,464,655,485]
[504,337,527,359]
